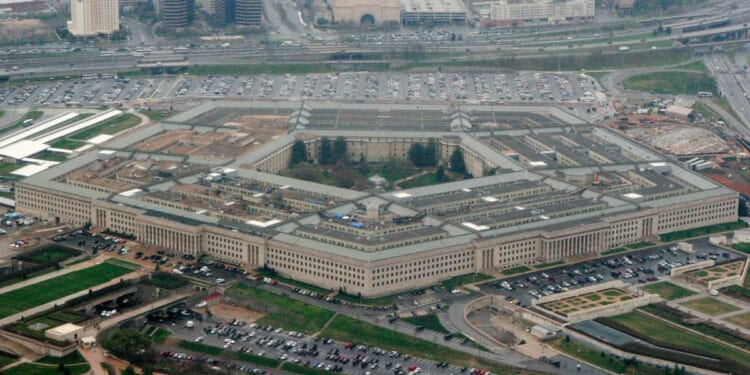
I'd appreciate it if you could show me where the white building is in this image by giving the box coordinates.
[67,0,120,37]
[490,0,594,24]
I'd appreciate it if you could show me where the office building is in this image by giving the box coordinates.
[16,101,739,297]
[67,0,120,36]
[490,0,595,24]
[158,0,195,28]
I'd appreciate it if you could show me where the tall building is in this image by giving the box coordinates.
[158,0,195,28]
[235,0,262,26]
[490,0,595,24]
[211,0,237,25]
[67,0,120,37]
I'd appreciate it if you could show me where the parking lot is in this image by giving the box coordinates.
[157,315,477,375]
[0,72,600,108]
[478,239,747,307]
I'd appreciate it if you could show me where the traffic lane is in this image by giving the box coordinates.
[479,240,745,306]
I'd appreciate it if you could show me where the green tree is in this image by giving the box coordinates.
[449,148,467,175]
[408,143,426,167]
[122,366,137,375]
[332,137,348,165]
[289,140,308,167]
[103,329,153,365]
[319,137,332,164]
[424,139,438,167]
[436,166,446,182]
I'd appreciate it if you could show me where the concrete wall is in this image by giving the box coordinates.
[670,259,714,277]
[707,275,742,290]
[532,280,628,306]
[565,293,660,323]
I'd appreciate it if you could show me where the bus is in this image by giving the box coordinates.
[698,91,713,97]
[99,50,114,57]
[82,74,98,81]
[172,47,188,53]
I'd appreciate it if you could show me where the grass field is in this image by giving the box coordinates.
[623,71,717,95]
[152,328,171,344]
[19,247,80,264]
[0,351,18,368]
[680,297,740,316]
[321,315,530,374]
[599,311,750,372]
[731,243,750,254]
[640,304,750,350]
[533,261,565,269]
[401,314,450,334]
[178,340,281,368]
[441,273,493,290]
[335,291,395,306]
[255,268,331,296]
[724,311,750,329]
[140,110,172,122]
[0,162,19,178]
[0,263,131,318]
[226,283,334,334]
[69,114,142,141]
[641,281,696,300]
[659,221,747,242]
[0,110,43,136]
[49,138,86,150]
[35,351,85,365]
[282,362,332,375]
[501,266,531,276]
[549,336,662,375]
[0,363,90,375]
[29,151,69,162]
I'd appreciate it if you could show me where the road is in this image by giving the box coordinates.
[706,53,750,133]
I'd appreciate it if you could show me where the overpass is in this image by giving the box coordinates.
[675,23,750,44]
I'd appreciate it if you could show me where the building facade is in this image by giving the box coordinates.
[490,0,595,24]
[158,0,195,28]
[67,0,120,36]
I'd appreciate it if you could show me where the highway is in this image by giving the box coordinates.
[706,52,750,135]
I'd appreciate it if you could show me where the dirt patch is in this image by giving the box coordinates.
[209,302,266,322]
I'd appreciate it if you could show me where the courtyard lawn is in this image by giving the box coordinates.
[641,281,696,300]
[321,315,538,375]
[501,266,531,276]
[401,314,450,334]
[0,263,131,318]
[724,311,750,329]
[226,283,334,334]
[35,350,86,365]
[549,336,663,375]
[680,297,741,316]
[49,138,86,150]
[152,328,171,344]
[69,114,142,140]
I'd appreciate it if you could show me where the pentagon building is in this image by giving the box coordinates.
[16,102,738,296]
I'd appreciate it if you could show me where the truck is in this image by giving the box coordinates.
[618,46,630,52]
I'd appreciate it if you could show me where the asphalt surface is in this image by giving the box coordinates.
[477,239,745,307]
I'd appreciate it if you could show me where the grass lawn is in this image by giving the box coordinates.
[398,172,455,189]
[641,281,696,300]
[69,114,142,140]
[177,340,281,367]
[321,315,527,374]
[731,243,750,255]
[18,247,80,264]
[724,311,750,329]
[533,261,564,269]
[335,291,395,307]
[599,311,750,371]
[226,283,334,334]
[35,351,85,365]
[639,304,750,350]
[623,71,717,95]
[0,162,19,178]
[441,273,493,290]
[401,314,450,334]
[29,151,69,162]
[677,60,709,72]
[626,241,653,249]
[501,266,531,276]
[660,221,747,242]
[140,110,172,122]
[152,328,171,344]
[680,297,740,316]
[0,351,18,368]
[0,110,43,136]
[0,363,90,375]
[0,263,131,318]
[103,258,141,270]
[601,247,628,255]
[548,336,662,375]
[49,138,86,150]
[142,272,188,289]
[256,268,331,296]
